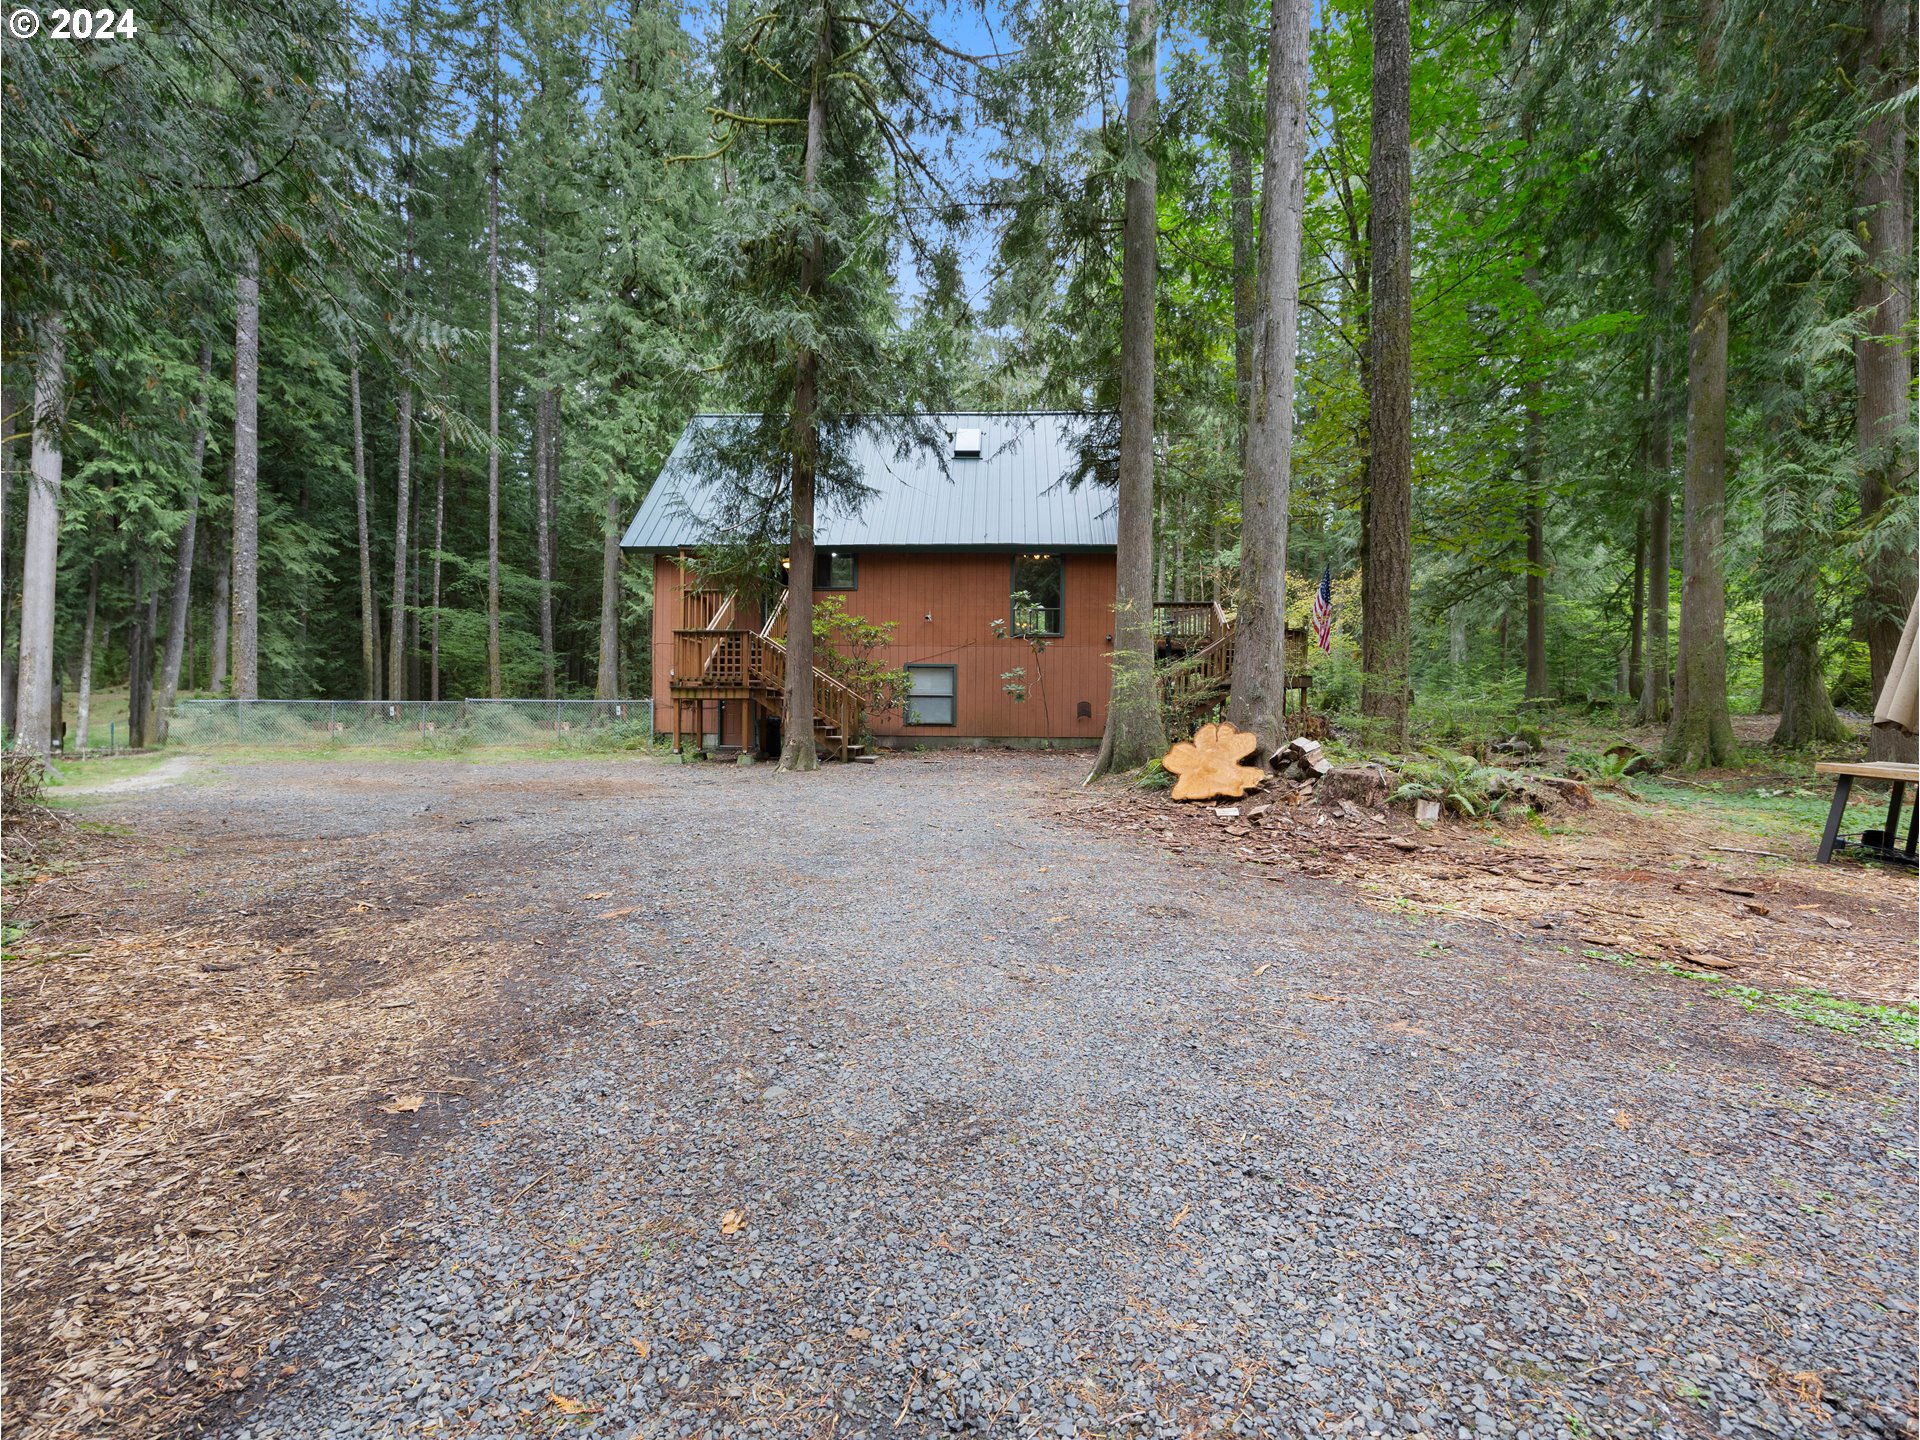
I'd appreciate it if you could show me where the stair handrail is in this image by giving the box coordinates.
[760,631,864,759]
[759,588,788,640]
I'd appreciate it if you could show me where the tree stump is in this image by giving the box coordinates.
[1163,722,1268,801]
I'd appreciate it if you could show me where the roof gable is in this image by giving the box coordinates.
[621,412,1116,552]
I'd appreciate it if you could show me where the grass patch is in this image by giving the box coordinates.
[161,738,672,766]
[1634,771,1907,846]
[1584,945,1918,1050]
[44,754,174,793]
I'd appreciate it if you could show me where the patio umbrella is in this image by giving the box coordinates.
[1872,596,1919,737]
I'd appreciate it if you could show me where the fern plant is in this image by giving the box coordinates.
[1392,750,1505,818]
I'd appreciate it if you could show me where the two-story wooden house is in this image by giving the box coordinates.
[623,411,1241,757]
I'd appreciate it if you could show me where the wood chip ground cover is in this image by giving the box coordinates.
[0,770,650,1439]
[1076,759,1918,1018]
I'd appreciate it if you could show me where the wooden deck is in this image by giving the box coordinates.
[667,589,866,760]
[1154,601,1312,728]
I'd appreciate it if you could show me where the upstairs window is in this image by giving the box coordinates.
[813,552,857,590]
[1011,554,1065,637]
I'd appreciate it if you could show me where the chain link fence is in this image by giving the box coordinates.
[170,698,655,750]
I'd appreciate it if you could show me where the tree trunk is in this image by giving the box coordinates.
[74,563,97,750]
[535,390,558,698]
[350,354,378,700]
[1663,4,1736,769]
[779,38,830,773]
[1522,384,1549,702]
[597,481,621,700]
[1628,507,1646,702]
[534,226,558,700]
[1225,16,1255,428]
[230,255,261,699]
[1639,239,1675,725]
[157,341,214,744]
[1759,589,1785,712]
[485,5,504,699]
[431,409,446,702]
[128,564,152,750]
[209,535,231,695]
[1226,0,1311,747]
[390,384,413,701]
[1448,602,1466,674]
[1359,0,1412,748]
[407,450,423,699]
[1855,0,1917,761]
[1771,577,1848,748]
[1092,0,1167,777]
[135,575,159,745]
[15,311,65,754]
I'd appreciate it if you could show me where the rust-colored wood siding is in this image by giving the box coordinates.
[650,550,1117,742]
[651,556,754,749]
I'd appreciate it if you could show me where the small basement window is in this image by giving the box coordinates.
[813,551,857,590]
[904,664,957,726]
[1011,554,1065,637]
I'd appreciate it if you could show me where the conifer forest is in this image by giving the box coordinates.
[2,0,1914,766]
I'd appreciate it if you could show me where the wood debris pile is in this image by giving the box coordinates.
[1084,747,1916,1006]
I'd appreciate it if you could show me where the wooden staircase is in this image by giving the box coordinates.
[1154,601,1311,731]
[668,588,872,761]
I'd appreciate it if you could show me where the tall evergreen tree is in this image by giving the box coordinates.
[1092,0,1168,776]
[1360,0,1412,748]
[1226,0,1312,744]
[679,0,964,770]
[1854,0,1917,759]
[1663,0,1736,768]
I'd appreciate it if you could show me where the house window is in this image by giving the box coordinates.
[1011,554,1064,637]
[904,664,957,726]
[813,551,857,590]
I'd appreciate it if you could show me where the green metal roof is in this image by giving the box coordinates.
[621,412,1116,552]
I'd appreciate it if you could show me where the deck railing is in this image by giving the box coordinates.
[669,626,863,759]
[760,633,864,758]
[682,588,732,631]
[1154,600,1227,646]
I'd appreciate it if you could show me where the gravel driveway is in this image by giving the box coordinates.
[118,752,1911,1440]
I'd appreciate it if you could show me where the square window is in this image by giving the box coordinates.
[1011,555,1064,637]
[904,664,956,726]
[813,552,857,590]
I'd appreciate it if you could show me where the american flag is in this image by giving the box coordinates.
[1310,564,1334,653]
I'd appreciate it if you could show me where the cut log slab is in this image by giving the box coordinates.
[1164,722,1269,802]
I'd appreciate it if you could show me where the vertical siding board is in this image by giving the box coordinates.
[832,550,1113,740]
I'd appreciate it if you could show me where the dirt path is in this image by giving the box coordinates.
[52,754,197,793]
[4,754,1913,1440]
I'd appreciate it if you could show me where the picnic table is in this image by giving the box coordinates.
[1815,760,1919,865]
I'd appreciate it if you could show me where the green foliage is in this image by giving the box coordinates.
[1562,749,1641,796]
[1134,757,1175,791]
[991,593,1057,722]
[7,0,1909,751]
[1827,640,1876,712]
[811,596,908,728]
[1390,751,1510,819]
